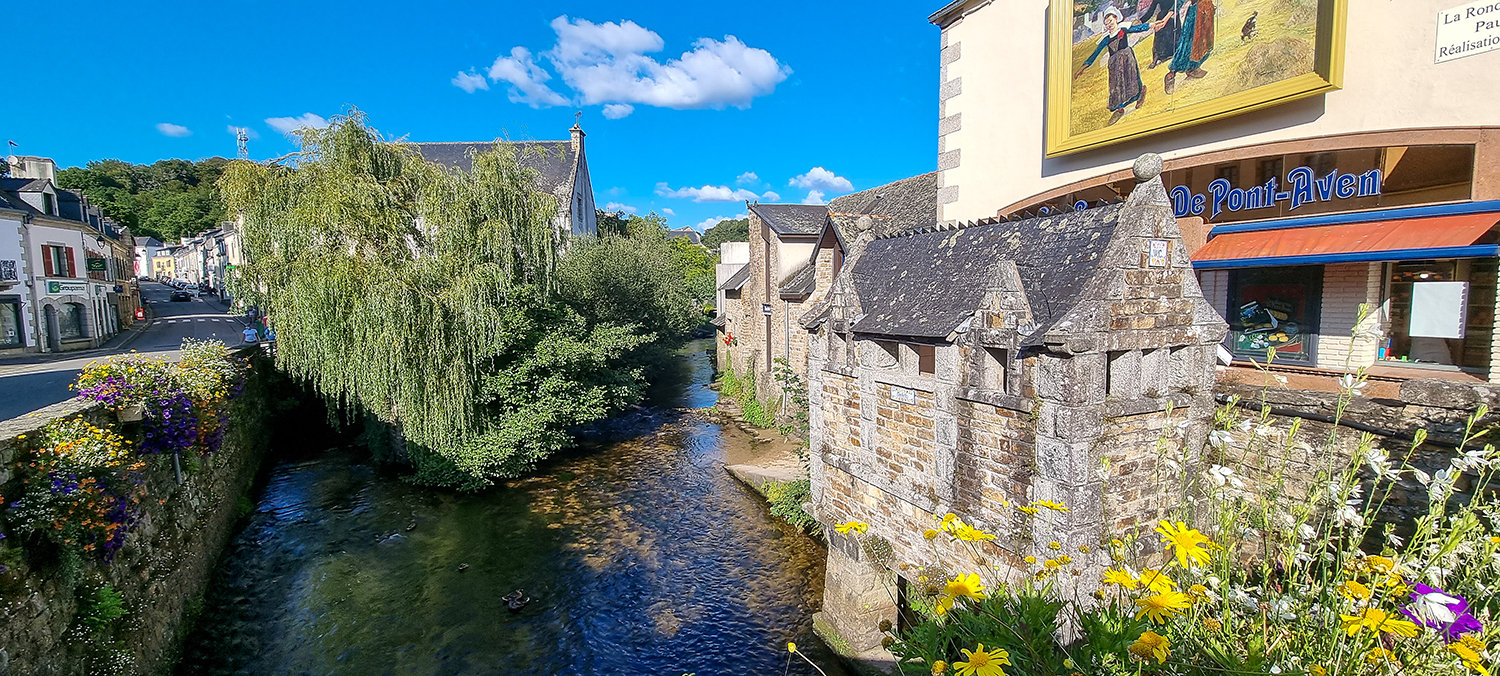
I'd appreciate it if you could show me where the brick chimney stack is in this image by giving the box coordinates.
[570,123,585,154]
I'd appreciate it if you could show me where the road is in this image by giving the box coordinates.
[0,282,251,421]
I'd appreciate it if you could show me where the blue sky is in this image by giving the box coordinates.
[3,2,942,232]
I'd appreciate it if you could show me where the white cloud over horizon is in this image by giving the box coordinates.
[265,113,329,135]
[655,182,778,203]
[661,208,675,216]
[802,190,826,205]
[604,202,638,214]
[736,171,759,186]
[458,16,790,119]
[156,123,192,137]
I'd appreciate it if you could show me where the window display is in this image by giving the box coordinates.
[1227,267,1322,363]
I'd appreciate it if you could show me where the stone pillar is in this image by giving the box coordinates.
[814,539,899,667]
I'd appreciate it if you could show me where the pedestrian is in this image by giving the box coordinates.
[242,325,259,344]
[1075,7,1152,126]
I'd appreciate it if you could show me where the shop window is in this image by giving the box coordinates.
[916,345,936,375]
[1381,260,1494,370]
[58,303,85,340]
[0,299,22,347]
[1227,267,1323,363]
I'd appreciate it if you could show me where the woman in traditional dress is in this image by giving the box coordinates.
[1155,0,1214,95]
[1075,7,1152,126]
[1138,0,1179,69]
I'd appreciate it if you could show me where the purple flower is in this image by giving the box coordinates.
[1400,583,1482,641]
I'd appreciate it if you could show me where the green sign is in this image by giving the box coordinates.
[86,257,107,272]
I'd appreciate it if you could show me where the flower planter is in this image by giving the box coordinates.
[116,403,145,423]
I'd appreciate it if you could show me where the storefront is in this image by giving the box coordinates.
[1003,133,1500,382]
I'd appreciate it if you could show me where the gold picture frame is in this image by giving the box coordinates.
[1046,0,1347,157]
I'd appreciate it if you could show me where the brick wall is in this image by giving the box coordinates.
[1316,263,1383,370]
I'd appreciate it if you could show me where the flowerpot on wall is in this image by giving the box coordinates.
[117,403,144,422]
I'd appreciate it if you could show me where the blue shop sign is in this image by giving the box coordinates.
[1167,166,1384,221]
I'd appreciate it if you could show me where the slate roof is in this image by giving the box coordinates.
[779,261,816,297]
[719,264,752,291]
[849,204,1123,340]
[135,237,164,247]
[749,204,828,236]
[415,141,577,196]
[0,190,34,214]
[827,172,939,237]
[667,227,702,245]
[0,178,48,192]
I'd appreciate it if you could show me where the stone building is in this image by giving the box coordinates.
[717,173,938,404]
[802,157,1227,657]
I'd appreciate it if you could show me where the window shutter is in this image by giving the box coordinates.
[65,247,76,277]
[43,247,54,277]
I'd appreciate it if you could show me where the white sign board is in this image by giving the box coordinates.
[44,279,89,296]
[1147,239,1170,268]
[1410,281,1469,339]
[1437,0,1500,63]
[891,387,916,405]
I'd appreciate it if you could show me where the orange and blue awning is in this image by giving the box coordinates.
[1191,201,1500,269]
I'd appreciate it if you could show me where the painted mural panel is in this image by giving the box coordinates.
[1046,0,1346,156]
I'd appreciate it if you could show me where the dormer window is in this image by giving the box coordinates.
[42,193,54,215]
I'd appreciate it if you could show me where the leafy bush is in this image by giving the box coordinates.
[763,480,818,533]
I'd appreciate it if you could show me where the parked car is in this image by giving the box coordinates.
[170,290,192,302]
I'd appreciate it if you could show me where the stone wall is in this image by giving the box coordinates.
[1213,377,1500,526]
[0,354,275,676]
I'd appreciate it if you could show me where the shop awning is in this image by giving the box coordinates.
[1192,212,1500,269]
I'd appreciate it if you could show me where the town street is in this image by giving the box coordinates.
[0,281,250,421]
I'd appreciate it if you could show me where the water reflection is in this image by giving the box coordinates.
[176,341,845,676]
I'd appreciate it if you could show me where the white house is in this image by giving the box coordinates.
[134,236,163,279]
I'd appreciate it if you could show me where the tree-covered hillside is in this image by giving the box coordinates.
[57,158,229,241]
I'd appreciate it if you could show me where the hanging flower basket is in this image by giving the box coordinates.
[116,403,145,423]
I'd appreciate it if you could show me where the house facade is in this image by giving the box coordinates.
[134,236,163,279]
[718,174,940,403]
[0,155,137,353]
[416,123,598,239]
[931,0,1500,390]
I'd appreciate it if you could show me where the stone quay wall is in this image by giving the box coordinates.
[0,354,275,676]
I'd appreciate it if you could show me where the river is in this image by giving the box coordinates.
[174,339,848,676]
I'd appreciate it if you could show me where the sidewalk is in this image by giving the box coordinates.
[0,293,238,371]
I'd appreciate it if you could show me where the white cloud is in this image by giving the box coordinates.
[601,103,635,119]
[227,125,259,140]
[761,190,782,202]
[265,113,329,135]
[452,70,489,93]
[695,215,734,231]
[604,202,638,214]
[465,16,790,117]
[487,46,571,107]
[156,123,191,137]
[736,171,759,186]
[656,182,779,203]
[662,208,675,216]
[789,167,854,193]
[802,190,827,205]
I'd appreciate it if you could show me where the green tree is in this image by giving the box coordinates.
[219,110,688,490]
[700,217,749,253]
[56,157,229,241]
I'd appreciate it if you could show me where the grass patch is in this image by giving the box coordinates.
[762,479,818,534]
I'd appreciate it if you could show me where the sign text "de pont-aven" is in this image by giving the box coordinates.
[1169,166,1383,220]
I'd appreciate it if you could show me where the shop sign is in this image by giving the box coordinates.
[891,387,916,405]
[86,257,107,272]
[1437,0,1500,63]
[1169,166,1384,221]
[45,279,89,295]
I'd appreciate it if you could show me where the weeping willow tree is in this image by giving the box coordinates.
[219,110,667,489]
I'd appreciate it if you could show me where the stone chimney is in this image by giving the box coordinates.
[570,123,586,154]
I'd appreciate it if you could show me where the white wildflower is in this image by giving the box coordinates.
[1338,373,1368,393]
[1413,469,1432,486]
[1207,464,1246,489]
[1297,524,1317,540]
[1424,566,1453,586]
[1386,532,1405,547]
[1337,504,1365,528]
[1208,430,1235,450]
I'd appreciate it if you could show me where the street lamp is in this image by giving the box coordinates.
[95,235,105,249]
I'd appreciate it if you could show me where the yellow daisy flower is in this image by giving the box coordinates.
[924,529,940,540]
[1138,569,1178,594]
[1134,592,1192,624]
[1033,499,1069,512]
[1338,580,1372,601]
[953,525,997,542]
[1016,505,1039,516]
[1365,647,1399,666]
[1155,520,1213,568]
[1101,568,1138,589]
[954,643,1010,676]
[932,660,949,675]
[1128,631,1171,664]
[834,521,869,535]
[945,573,988,601]
[1339,608,1419,637]
[1449,640,1490,676]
